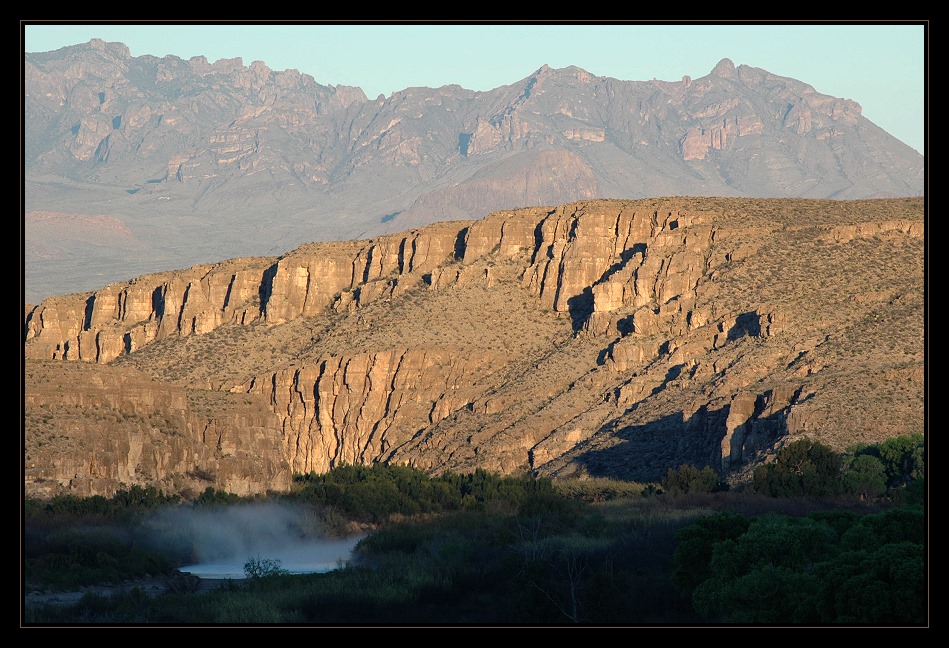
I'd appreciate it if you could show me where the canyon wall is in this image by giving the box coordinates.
[24,197,926,497]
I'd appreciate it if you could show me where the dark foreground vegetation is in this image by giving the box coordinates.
[23,435,926,626]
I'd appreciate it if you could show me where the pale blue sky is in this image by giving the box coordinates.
[23,22,926,155]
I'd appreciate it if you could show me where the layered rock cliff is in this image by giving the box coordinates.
[25,360,291,498]
[24,197,925,498]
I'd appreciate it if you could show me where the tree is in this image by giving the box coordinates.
[752,438,842,497]
[672,512,751,594]
[877,433,925,487]
[194,486,241,507]
[842,454,887,499]
[675,508,926,624]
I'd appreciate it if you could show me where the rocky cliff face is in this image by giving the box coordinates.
[24,197,925,498]
[24,43,924,305]
[25,360,291,498]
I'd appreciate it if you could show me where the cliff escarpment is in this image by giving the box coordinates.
[24,197,925,497]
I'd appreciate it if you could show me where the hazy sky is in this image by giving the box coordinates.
[23,21,926,155]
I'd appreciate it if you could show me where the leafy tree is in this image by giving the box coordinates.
[752,438,843,497]
[688,515,838,622]
[288,463,557,522]
[692,563,823,623]
[877,433,925,487]
[842,454,887,499]
[839,507,925,550]
[807,509,860,536]
[676,508,926,624]
[111,484,179,509]
[193,486,241,507]
[814,542,925,624]
[671,512,751,594]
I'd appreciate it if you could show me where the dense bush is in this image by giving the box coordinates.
[753,438,843,498]
[848,433,924,489]
[24,523,177,589]
[193,487,243,507]
[285,463,556,522]
[24,486,184,588]
[662,464,728,495]
[26,485,179,522]
[842,454,888,499]
[671,511,751,594]
[755,434,925,501]
[673,506,926,624]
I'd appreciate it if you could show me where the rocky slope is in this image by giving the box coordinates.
[23,197,925,498]
[24,41,924,304]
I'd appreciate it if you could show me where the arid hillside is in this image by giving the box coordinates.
[24,197,925,499]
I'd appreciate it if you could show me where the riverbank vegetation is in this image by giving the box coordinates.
[23,435,926,625]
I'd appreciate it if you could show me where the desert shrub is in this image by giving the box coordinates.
[193,486,242,507]
[243,555,288,579]
[287,463,556,522]
[662,464,728,496]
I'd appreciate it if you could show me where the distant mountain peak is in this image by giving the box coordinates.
[88,38,131,59]
[710,57,738,78]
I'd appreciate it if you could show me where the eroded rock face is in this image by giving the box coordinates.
[24,197,926,497]
[24,361,291,499]
[25,203,710,363]
[244,348,503,475]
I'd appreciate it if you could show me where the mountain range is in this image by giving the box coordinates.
[23,39,924,305]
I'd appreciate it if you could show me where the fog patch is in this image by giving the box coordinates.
[142,501,365,579]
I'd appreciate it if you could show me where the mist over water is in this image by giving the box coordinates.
[142,502,365,579]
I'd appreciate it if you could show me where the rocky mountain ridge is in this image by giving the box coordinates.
[24,40,924,304]
[24,196,925,499]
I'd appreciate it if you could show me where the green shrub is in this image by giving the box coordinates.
[287,463,555,522]
[847,433,925,492]
[672,511,751,594]
[193,486,242,507]
[662,464,728,495]
[876,433,925,486]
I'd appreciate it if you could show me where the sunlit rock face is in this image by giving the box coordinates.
[25,197,925,497]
